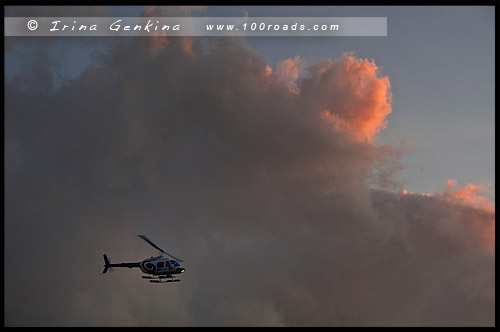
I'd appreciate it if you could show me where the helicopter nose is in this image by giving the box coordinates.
[176,267,185,273]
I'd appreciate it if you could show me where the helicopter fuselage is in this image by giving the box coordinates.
[139,256,185,275]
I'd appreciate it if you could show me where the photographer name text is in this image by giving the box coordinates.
[50,19,180,32]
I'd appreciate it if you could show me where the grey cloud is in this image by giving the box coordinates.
[5,24,494,327]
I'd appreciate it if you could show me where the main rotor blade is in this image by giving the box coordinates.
[138,235,165,253]
[137,235,184,262]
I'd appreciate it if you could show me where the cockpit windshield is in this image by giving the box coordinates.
[170,260,181,267]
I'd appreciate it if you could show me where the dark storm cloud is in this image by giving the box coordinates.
[5,14,494,326]
[5,7,112,97]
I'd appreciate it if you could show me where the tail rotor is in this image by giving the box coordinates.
[102,254,112,274]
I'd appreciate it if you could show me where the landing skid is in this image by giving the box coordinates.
[142,275,181,283]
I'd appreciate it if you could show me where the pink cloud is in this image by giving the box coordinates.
[443,179,494,212]
[275,56,303,94]
[300,53,392,142]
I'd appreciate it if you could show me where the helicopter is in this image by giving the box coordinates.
[102,235,186,283]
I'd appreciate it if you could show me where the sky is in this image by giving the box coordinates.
[4,5,495,327]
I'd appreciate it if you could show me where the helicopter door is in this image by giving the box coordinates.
[165,261,172,272]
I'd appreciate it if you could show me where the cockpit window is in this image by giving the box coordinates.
[170,260,180,267]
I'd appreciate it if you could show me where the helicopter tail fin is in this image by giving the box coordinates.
[103,254,111,274]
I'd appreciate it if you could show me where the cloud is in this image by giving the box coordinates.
[4,5,110,17]
[5,6,113,90]
[4,15,494,327]
[302,53,392,142]
[443,179,494,212]
[275,56,303,94]
[141,5,207,17]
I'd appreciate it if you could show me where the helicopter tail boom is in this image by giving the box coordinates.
[102,254,140,274]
